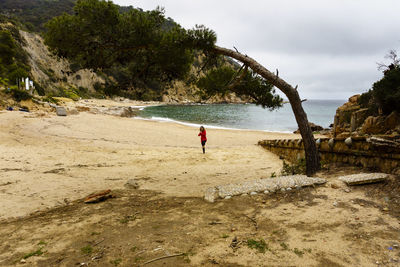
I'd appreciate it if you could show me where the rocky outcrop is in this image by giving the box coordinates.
[333,94,400,137]
[20,30,105,96]
[293,122,324,134]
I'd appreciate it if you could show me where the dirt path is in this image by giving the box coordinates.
[0,171,399,266]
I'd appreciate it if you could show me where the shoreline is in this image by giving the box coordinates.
[0,100,301,220]
[136,101,338,132]
[133,115,296,134]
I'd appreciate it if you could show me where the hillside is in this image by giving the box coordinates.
[0,21,105,104]
[0,0,246,103]
[0,0,76,32]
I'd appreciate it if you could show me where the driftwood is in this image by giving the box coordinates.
[84,189,112,203]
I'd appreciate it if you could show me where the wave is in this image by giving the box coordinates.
[134,116,293,133]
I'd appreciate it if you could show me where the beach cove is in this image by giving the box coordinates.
[0,99,398,266]
[0,99,296,220]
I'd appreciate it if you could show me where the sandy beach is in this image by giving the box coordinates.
[0,100,399,266]
[0,101,297,220]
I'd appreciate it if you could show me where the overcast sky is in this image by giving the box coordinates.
[113,0,400,100]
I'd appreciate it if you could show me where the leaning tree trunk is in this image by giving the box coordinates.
[213,46,320,176]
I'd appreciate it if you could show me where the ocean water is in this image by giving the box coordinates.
[138,100,346,132]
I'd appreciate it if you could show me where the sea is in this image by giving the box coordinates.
[138,100,346,133]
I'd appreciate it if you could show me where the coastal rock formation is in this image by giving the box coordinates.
[20,30,105,95]
[333,94,400,137]
[293,122,324,134]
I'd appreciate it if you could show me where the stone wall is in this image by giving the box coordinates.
[258,137,400,174]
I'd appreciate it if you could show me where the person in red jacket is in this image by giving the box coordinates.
[198,126,207,154]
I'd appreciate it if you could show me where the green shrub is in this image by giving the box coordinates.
[247,239,268,253]
[281,158,307,176]
[43,96,59,104]
[9,87,31,101]
[63,88,80,101]
[372,66,400,115]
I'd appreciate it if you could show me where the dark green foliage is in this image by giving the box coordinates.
[0,30,16,65]
[197,66,283,109]
[0,0,76,32]
[359,52,400,115]
[8,87,32,102]
[371,66,400,115]
[358,89,379,115]
[8,68,29,84]
[281,159,307,175]
[45,0,199,98]
[0,28,31,87]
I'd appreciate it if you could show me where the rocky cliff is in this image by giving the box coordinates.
[19,30,105,96]
[333,94,400,138]
[19,29,246,103]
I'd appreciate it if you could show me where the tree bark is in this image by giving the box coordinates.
[213,46,320,176]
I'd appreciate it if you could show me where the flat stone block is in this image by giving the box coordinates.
[338,173,388,185]
[204,175,327,202]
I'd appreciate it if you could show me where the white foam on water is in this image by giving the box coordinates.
[134,116,292,133]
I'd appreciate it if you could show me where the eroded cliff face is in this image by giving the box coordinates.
[333,94,400,138]
[15,29,249,103]
[20,30,104,95]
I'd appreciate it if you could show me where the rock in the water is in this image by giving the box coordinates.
[56,106,67,116]
[294,122,323,134]
[250,192,257,195]
[124,179,139,189]
[338,173,388,185]
[224,196,232,200]
[84,189,112,203]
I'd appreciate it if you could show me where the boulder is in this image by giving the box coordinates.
[120,107,138,118]
[294,122,323,134]
[56,106,67,116]
[384,111,400,130]
[348,94,360,104]
[361,116,385,134]
[351,108,369,132]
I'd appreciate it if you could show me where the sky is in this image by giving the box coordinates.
[113,0,400,100]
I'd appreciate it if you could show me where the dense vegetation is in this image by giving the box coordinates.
[0,0,76,32]
[359,52,400,115]
[44,0,282,106]
[0,25,31,87]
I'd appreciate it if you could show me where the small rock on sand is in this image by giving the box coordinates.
[125,179,139,189]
